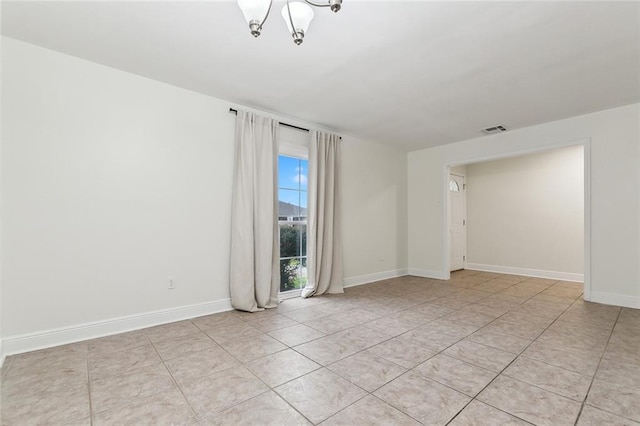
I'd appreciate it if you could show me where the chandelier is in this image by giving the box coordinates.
[237,0,342,45]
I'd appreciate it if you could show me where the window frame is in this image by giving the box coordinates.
[278,140,309,298]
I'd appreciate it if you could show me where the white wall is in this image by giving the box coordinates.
[2,37,236,346]
[1,37,408,353]
[465,145,584,277]
[408,103,640,308]
[342,136,408,285]
[0,33,3,366]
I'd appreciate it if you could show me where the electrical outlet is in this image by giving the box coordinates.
[168,276,176,290]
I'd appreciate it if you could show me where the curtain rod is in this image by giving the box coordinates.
[229,108,309,133]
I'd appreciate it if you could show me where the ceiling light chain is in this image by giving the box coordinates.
[237,0,342,45]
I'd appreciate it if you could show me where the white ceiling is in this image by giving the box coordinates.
[2,1,639,151]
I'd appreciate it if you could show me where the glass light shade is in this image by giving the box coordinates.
[281,2,314,34]
[237,0,271,24]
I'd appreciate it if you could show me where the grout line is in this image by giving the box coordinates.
[1,273,602,426]
[147,323,203,422]
[444,278,583,425]
[85,344,94,426]
[284,274,554,424]
[573,305,622,426]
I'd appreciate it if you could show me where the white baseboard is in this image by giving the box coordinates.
[0,340,4,369]
[407,268,447,280]
[343,268,408,288]
[465,263,584,282]
[589,291,640,309]
[2,298,233,357]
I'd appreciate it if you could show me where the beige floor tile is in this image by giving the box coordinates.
[577,405,640,425]
[522,340,601,376]
[448,400,530,425]
[503,357,592,401]
[408,303,454,319]
[587,376,640,422]
[482,318,547,340]
[245,314,299,332]
[320,395,420,426]
[275,368,367,424]
[328,351,406,392]
[401,328,462,353]
[619,308,640,321]
[88,343,162,380]
[478,376,582,426]
[3,362,88,397]
[246,349,321,387]
[500,311,555,328]
[366,336,436,369]
[595,357,640,387]
[430,296,473,310]
[413,354,497,396]
[294,334,362,365]
[2,382,90,426]
[333,308,383,325]
[191,312,244,331]
[443,340,516,372]
[198,391,311,426]
[465,329,532,354]
[478,294,527,308]
[536,329,608,354]
[180,366,269,419]
[63,417,92,426]
[90,363,176,414]
[282,305,334,323]
[334,325,392,350]
[6,344,87,381]
[559,310,618,329]
[374,371,470,425]
[393,308,439,324]
[268,323,326,346]
[92,387,195,426]
[152,332,218,361]
[464,302,511,318]
[164,346,239,385]
[88,330,150,355]
[205,322,264,345]
[219,333,287,363]
[144,320,202,344]
[8,272,639,426]
[548,320,613,341]
[509,303,565,320]
[442,309,496,327]
[532,294,577,307]
[304,315,359,334]
[422,318,480,337]
[365,316,420,336]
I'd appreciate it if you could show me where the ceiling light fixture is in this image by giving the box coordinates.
[237,0,342,45]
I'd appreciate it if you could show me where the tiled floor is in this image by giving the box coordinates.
[2,270,640,425]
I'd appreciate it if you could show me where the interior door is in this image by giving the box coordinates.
[449,173,466,271]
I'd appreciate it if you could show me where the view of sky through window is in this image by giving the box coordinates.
[278,156,307,212]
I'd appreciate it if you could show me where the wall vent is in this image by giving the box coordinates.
[482,125,508,134]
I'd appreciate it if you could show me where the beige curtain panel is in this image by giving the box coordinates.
[229,111,280,312]
[302,130,344,298]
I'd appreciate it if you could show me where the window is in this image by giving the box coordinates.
[449,179,460,192]
[278,155,308,292]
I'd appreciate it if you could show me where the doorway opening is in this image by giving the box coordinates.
[443,140,590,300]
[448,172,466,272]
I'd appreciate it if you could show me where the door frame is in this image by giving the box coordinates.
[440,138,591,301]
[448,172,466,272]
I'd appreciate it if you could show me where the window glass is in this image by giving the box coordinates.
[278,155,308,292]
